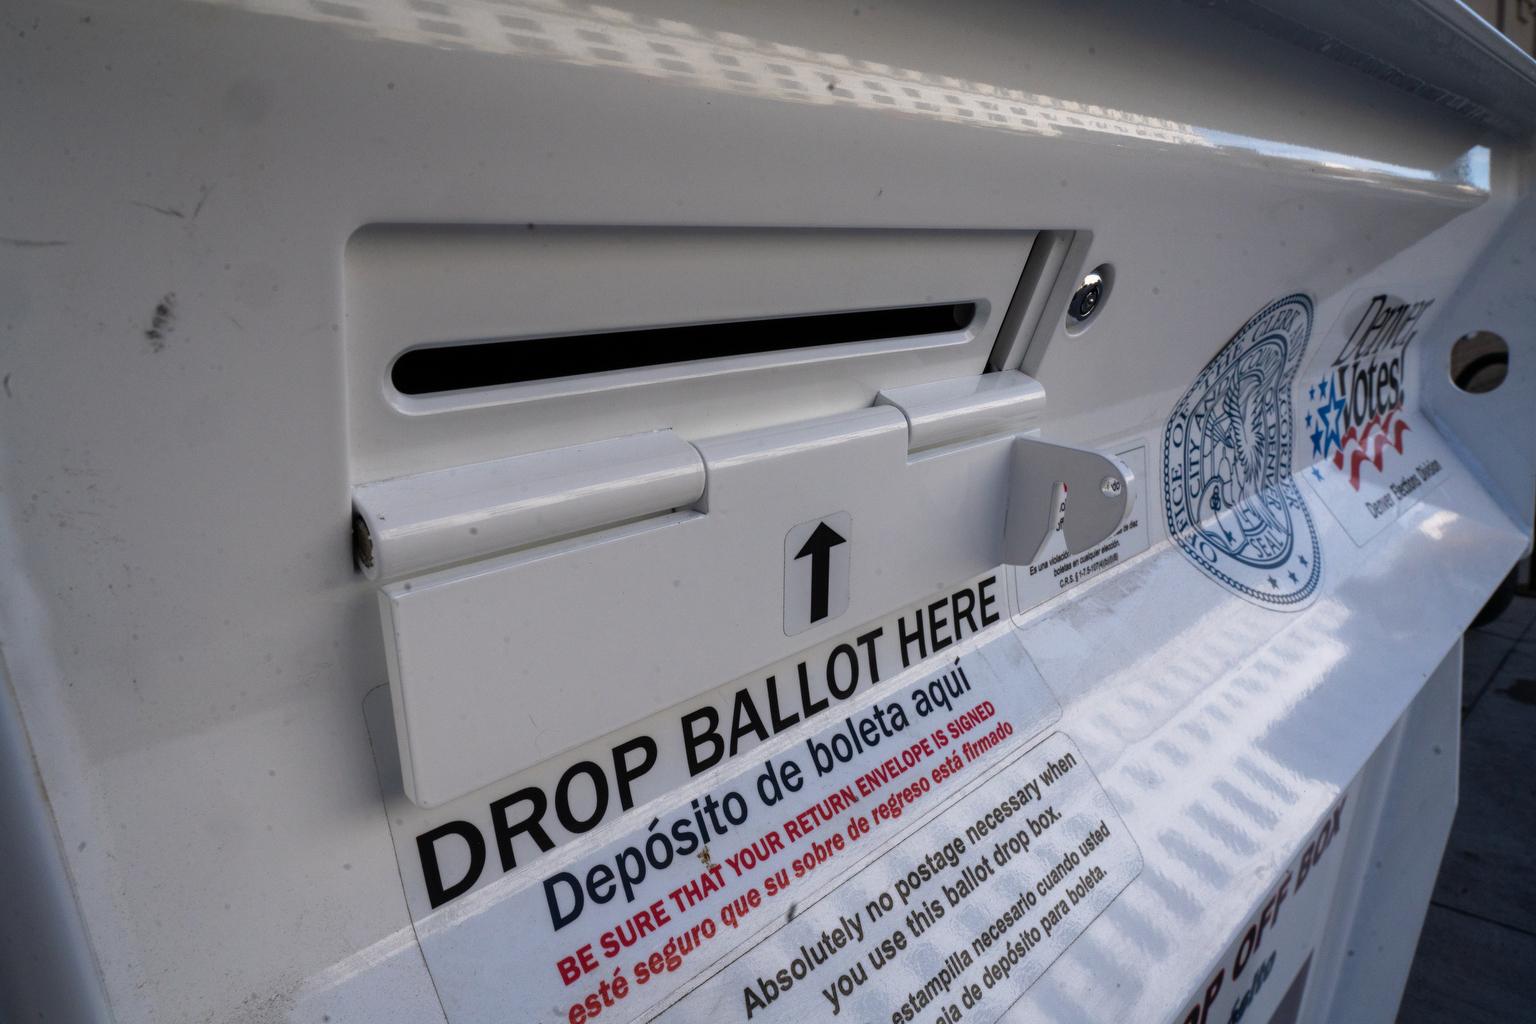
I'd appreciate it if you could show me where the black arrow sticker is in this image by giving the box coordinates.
[784,512,852,636]
[794,521,848,624]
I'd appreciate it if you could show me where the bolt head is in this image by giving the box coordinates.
[352,512,375,571]
[1069,272,1105,322]
[1100,475,1123,498]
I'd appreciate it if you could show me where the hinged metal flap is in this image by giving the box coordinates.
[1003,438,1132,563]
[377,407,1021,806]
[360,368,1144,806]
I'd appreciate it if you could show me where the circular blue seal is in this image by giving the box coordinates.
[1162,294,1322,607]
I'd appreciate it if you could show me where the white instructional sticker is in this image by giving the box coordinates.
[366,604,1093,1023]
[372,573,1022,917]
[1300,289,1456,545]
[660,732,1141,1023]
[1015,444,1150,610]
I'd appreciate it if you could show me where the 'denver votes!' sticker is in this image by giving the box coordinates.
[1162,294,1323,609]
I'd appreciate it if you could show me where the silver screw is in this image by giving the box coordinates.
[1100,475,1123,498]
[1069,272,1105,322]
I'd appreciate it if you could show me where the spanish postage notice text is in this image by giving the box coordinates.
[395,631,1101,1022]
[659,732,1141,1023]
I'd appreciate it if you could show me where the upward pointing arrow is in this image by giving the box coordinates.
[795,521,847,624]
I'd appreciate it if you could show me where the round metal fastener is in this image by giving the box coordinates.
[1100,475,1123,498]
[352,511,375,572]
[1069,272,1104,322]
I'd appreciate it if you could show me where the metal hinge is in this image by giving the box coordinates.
[352,370,1128,582]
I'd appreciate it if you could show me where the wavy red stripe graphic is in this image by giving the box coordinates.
[1328,409,1410,490]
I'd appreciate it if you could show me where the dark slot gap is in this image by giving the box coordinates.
[391,301,977,396]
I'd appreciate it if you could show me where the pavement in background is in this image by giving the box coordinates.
[1398,594,1536,1022]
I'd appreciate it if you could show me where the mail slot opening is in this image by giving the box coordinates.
[389,301,979,396]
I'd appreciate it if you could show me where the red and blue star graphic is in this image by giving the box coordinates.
[1307,376,1347,458]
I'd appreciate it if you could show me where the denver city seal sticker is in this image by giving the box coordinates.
[1162,294,1322,608]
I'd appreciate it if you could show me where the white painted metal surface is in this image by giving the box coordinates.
[876,371,1046,453]
[354,430,707,581]
[1,1,1533,1022]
